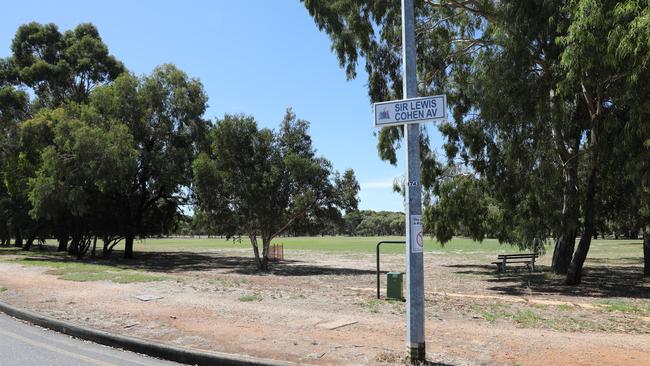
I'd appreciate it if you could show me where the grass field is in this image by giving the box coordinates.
[128,236,530,254]
[1,236,644,259]
[126,236,645,260]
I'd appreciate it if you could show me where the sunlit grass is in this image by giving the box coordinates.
[470,301,644,332]
[238,294,262,302]
[12,258,166,284]
[595,299,650,314]
[108,236,547,255]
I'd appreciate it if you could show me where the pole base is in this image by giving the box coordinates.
[409,343,426,364]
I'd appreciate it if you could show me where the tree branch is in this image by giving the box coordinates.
[425,0,496,23]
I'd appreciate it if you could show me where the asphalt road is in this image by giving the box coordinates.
[0,313,183,366]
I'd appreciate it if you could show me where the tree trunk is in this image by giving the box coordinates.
[102,236,110,257]
[251,235,261,269]
[76,237,90,259]
[250,235,270,271]
[552,156,579,274]
[14,229,23,248]
[552,234,576,274]
[643,224,650,277]
[91,236,97,257]
[1,223,7,246]
[566,128,599,285]
[566,230,592,285]
[23,236,34,251]
[57,236,68,252]
[261,237,271,270]
[124,234,134,259]
[68,236,79,256]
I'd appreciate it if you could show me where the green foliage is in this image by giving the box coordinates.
[470,302,606,331]
[555,304,574,311]
[595,299,650,314]
[362,298,381,313]
[10,22,124,107]
[302,0,650,282]
[29,107,136,219]
[426,176,493,244]
[1,21,125,250]
[350,210,405,236]
[193,109,359,269]
[0,20,210,258]
[302,0,563,248]
[14,258,165,283]
[239,294,262,302]
[24,65,208,258]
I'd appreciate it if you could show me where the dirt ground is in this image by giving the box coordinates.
[0,248,649,366]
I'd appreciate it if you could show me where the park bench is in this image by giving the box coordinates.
[492,253,538,273]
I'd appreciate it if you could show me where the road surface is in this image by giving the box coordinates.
[0,313,183,366]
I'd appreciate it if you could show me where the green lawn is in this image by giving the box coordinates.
[10,257,167,283]
[129,236,520,254]
[110,236,644,259]
[3,236,643,260]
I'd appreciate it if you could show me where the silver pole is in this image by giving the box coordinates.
[402,0,425,363]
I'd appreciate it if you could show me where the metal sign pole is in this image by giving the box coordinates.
[401,0,425,362]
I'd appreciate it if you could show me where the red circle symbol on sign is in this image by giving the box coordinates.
[416,232,423,247]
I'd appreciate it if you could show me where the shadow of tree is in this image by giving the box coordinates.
[585,257,643,265]
[444,263,650,299]
[19,251,377,277]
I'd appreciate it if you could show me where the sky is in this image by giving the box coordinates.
[0,0,444,212]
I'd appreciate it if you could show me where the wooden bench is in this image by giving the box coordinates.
[492,253,538,273]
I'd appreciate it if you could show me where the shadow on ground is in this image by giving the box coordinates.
[15,250,377,277]
[444,263,650,299]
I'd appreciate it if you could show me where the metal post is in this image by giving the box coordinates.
[402,0,425,362]
[376,240,406,299]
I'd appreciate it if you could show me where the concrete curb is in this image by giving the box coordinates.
[0,301,295,366]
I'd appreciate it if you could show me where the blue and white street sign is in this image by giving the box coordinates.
[373,95,446,127]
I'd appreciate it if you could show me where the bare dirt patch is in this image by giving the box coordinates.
[0,248,648,365]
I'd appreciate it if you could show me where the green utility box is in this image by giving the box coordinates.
[386,272,403,300]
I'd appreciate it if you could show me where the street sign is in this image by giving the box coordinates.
[373,95,446,128]
[410,215,423,253]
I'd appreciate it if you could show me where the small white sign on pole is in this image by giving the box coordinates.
[373,95,446,127]
[410,215,423,253]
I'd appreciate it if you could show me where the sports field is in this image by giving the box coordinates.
[126,235,641,260]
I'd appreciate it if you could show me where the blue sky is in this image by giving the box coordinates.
[1,0,444,212]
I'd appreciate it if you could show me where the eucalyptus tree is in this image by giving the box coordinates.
[193,110,359,270]
[10,22,124,108]
[28,106,136,258]
[302,0,650,284]
[556,0,650,283]
[26,64,208,258]
[0,58,30,246]
[611,1,650,275]
[1,22,125,250]
[302,0,569,264]
[87,65,208,258]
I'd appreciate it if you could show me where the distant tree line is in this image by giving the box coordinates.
[341,210,405,236]
[304,0,650,282]
[0,22,359,268]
